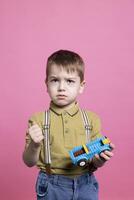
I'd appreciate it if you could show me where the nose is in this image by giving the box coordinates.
[58,81,65,91]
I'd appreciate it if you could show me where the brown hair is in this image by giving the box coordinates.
[45,50,85,82]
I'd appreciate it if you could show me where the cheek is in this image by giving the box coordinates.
[47,84,56,91]
[69,87,80,95]
[47,86,54,95]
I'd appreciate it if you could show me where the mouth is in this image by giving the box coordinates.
[57,94,67,99]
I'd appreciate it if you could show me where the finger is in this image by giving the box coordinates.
[30,124,40,129]
[29,124,41,132]
[100,153,110,161]
[110,143,115,150]
[31,134,44,144]
[34,132,43,138]
[104,150,114,157]
[100,151,113,161]
[94,154,105,163]
[28,120,35,126]
[30,130,43,139]
[35,135,44,142]
[94,154,101,160]
[93,154,106,166]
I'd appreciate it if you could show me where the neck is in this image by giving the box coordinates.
[51,101,77,110]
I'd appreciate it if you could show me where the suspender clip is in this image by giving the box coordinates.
[44,125,50,130]
[85,125,92,131]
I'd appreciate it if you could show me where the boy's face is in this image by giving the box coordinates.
[46,64,85,109]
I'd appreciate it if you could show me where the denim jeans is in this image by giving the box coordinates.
[36,171,99,200]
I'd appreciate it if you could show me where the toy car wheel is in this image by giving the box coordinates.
[78,159,87,167]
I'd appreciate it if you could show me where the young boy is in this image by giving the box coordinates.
[23,50,114,200]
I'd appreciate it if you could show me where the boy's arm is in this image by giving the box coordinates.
[89,113,115,169]
[92,143,115,168]
[23,120,44,167]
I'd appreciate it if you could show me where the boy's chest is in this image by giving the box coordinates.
[49,112,87,150]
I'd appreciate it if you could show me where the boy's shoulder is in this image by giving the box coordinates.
[28,111,45,126]
[28,108,101,124]
[81,108,101,121]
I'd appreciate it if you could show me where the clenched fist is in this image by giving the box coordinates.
[29,123,44,145]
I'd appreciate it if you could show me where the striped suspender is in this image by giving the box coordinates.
[43,109,91,174]
[44,110,51,174]
[80,110,92,142]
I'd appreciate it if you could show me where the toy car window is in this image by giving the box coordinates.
[73,148,85,157]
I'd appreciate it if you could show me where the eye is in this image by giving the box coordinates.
[50,78,58,83]
[67,79,75,84]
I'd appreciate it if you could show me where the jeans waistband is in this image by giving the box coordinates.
[39,171,94,188]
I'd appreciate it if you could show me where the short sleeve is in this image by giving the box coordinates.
[87,111,103,140]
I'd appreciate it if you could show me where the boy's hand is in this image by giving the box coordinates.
[29,124,44,145]
[93,143,115,168]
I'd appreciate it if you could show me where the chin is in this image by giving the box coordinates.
[52,101,66,107]
[56,102,70,108]
[57,103,68,108]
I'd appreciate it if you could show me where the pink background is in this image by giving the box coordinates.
[0,0,134,199]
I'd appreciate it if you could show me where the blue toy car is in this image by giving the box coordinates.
[69,136,111,167]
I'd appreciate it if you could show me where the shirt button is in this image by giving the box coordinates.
[65,120,68,124]
[65,129,69,133]
[63,111,67,115]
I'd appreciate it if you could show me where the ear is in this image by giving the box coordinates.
[79,80,85,94]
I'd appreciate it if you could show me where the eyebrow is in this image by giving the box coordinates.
[48,75,77,80]
[49,76,58,79]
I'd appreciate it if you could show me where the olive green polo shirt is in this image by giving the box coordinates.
[25,102,102,176]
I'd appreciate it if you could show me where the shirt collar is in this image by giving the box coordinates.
[49,101,79,116]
